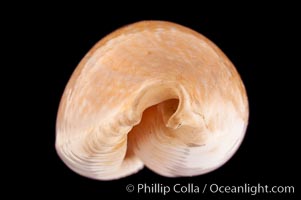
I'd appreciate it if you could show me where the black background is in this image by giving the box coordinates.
[14,3,299,199]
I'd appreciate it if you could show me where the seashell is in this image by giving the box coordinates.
[56,21,249,180]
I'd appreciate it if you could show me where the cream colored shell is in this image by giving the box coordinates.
[56,21,249,180]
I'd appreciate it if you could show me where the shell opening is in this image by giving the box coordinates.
[125,98,179,163]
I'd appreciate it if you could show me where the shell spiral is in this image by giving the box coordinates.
[56,21,249,180]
